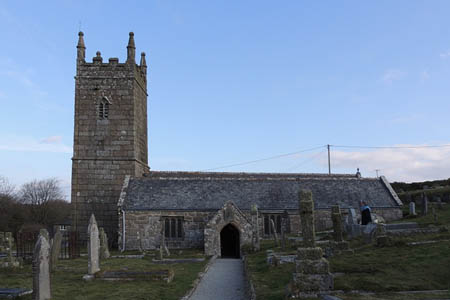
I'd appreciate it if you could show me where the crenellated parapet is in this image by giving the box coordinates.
[75,32,147,90]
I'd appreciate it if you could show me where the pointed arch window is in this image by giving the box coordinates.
[98,96,111,120]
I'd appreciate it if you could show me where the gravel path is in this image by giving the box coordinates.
[189,258,247,300]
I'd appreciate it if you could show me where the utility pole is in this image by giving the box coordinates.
[375,169,380,178]
[327,144,331,175]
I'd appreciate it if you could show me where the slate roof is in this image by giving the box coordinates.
[120,171,402,211]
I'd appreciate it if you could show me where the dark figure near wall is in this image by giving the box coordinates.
[360,201,372,225]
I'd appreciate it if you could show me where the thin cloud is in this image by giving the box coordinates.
[420,70,430,82]
[440,51,450,59]
[0,135,72,154]
[381,69,406,84]
[321,144,450,182]
[40,136,63,144]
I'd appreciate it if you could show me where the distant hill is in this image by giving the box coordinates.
[390,178,450,203]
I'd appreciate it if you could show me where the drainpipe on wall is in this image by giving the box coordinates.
[122,209,126,252]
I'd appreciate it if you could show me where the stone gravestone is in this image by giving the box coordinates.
[330,205,349,253]
[432,207,437,223]
[270,219,280,247]
[287,189,333,298]
[281,210,289,250]
[32,234,51,300]
[137,231,144,254]
[376,224,388,247]
[331,205,343,242]
[99,228,110,260]
[0,232,19,268]
[51,227,62,271]
[409,202,416,216]
[39,229,50,243]
[422,193,428,216]
[251,204,260,252]
[345,208,361,239]
[85,214,100,278]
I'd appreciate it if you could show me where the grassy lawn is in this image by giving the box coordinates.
[0,250,208,300]
[246,205,450,300]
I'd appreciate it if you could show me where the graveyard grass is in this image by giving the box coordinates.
[246,204,450,300]
[0,250,208,300]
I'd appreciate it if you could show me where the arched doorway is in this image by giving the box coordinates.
[220,223,240,258]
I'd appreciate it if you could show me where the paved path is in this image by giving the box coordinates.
[189,258,247,300]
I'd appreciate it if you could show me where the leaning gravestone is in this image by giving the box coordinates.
[287,190,333,298]
[409,202,416,216]
[32,234,51,300]
[83,214,100,280]
[251,204,260,252]
[99,228,110,260]
[270,219,280,247]
[51,227,62,271]
[281,210,289,250]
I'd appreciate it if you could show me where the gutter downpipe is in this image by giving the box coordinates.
[122,209,126,252]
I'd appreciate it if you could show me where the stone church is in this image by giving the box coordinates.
[71,32,403,257]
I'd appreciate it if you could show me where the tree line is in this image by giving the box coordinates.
[0,176,71,235]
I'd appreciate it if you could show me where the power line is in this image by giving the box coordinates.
[286,150,326,172]
[200,145,325,172]
[331,144,450,149]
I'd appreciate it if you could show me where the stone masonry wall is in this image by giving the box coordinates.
[72,34,149,246]
[119,207,402,251]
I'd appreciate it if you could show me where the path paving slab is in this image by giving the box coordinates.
[189,258,246,300]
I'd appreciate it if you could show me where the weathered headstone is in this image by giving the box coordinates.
[0,232,19,268]
[270,219,280,247]
[299,190,315,247]
[99,228,110,260]
[32,234,51,300]
[331,205,343,242]
[251,204,260,252]
[39,229,49,243]
[422,193,428,216]
[51,228,62,271]
[137,231,144,254]
[409,202,416,216]
[432,207,437,223]
[375,224,388,247]
[281,210,289,250]
[362,223,377,244]
[87,214,100,276]
[287,190,333,298]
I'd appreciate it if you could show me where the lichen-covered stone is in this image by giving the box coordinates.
[297,247,323,260]
[296,258,330,274]
[291,273,333,292]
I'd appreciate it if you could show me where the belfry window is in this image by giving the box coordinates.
[98,100,109,119]
[163,217,184,239]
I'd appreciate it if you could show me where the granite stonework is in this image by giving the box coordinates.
[51,228,62,271]
[0,232,19,268]
[32,235,51,300]
[204,201,252,256]
[71,32,149,244]
[288,190,333,298]
[118,206,402,252]
[87,214,100,276]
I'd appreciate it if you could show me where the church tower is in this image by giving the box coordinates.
[71,32,149,245]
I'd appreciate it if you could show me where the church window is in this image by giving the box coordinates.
[263,214,283,236]
[98,100,109,119]
[163,217,183,239]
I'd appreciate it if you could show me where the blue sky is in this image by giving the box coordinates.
[1,1,450,198]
